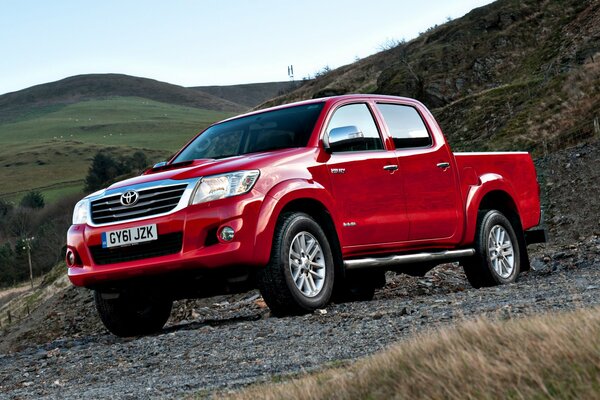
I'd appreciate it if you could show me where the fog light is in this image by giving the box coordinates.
[219,226,235,241]
[66,249,79,267]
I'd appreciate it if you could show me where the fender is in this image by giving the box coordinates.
[461,173,522,246]
[252,178,339,266]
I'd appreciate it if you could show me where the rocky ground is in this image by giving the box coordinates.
[535,141,600,244]
[0,236,598,399]
[1,141,599,399]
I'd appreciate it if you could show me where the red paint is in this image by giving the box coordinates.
[67,95,542,287]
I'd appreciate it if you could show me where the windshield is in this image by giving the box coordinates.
[173,102,325,162]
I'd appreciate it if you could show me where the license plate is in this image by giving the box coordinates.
[101,224,157,248]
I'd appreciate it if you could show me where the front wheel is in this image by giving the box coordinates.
[257,212,334,316]
[94,290,173,337]
[462,210,521,288]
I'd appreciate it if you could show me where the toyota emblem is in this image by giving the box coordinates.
[120,191,139,206]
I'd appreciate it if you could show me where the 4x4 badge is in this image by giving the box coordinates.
[120,191,139,206]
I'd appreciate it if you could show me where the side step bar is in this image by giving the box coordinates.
[344,249,476,270]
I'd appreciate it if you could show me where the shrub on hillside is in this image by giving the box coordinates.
[0,199,13,216]
[20,191,45,209]
[84,150,150,192]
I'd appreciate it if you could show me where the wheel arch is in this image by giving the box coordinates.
[466,187,530,270]
[278,198,344,279]
[252,180,342,271]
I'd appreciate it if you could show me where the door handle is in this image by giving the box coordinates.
[383,164,398,171]
[436,162,450,169]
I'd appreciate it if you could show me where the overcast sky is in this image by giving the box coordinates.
[0,0,494,95]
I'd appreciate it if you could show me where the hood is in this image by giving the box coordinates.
[107,148,314,189]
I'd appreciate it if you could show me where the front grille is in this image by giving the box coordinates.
[91,184,187,224]
[89,232,183,265]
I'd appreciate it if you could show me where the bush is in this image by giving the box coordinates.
[84,150,150,192]
[0,199,13,216]
[20,191,45,209]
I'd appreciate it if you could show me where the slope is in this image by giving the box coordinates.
[0,97,233,201]
[259,0,600,156]
[191,81,297,108]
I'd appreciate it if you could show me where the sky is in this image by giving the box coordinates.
[0,0,494,95]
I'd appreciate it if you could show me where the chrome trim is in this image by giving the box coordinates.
[344,249,475,270]
[86,178,200,227]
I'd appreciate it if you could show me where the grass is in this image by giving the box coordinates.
[0,97,233,201]
[0,96,231,149]
[0,263,69,328]
[223,308,600,400]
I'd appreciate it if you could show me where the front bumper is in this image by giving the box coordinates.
[67,192,263,287]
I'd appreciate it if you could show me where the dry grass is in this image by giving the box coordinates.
[0,263,70,329]
[223,308,600,400]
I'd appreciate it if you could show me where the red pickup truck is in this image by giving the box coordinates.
[66,95,545,336]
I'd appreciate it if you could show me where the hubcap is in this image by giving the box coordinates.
[487,225,515,279]
[289,231,326,297]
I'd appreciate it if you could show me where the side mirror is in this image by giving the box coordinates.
[324,125,364,153]
[153,161,167,169]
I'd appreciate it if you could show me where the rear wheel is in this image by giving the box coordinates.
[463,210,521,288]
[257,212,334,316]
[94,290,173,337]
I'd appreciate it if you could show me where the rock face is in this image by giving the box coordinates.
[536,142,600,243]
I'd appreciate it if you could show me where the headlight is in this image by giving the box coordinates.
[72,199,90,224]
[190,170,260,205]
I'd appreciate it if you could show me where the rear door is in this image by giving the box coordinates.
[375,102,461,242]
[325,103,408,247]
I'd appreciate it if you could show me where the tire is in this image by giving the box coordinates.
[94,290,173,337]
[463,210,521,288]
[257,212,335,316]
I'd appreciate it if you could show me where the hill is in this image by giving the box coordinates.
[0,97,233,202]
[0,74,249,202]
[260,0,600,156]
[191,81,298,108]
[0,73,244,123]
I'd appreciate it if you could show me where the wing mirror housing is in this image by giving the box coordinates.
[323,125,364,153]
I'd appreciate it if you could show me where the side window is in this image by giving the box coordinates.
[377,103,433,149]
[326,103,383,152]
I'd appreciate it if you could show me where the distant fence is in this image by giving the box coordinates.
[0,179,84,200]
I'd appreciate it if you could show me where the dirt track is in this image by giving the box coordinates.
[0,237,599,399]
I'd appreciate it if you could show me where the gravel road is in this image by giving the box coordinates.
[1,237,599,399]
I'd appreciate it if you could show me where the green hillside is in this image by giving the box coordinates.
[0,73,244,123]
[0,96,233,202]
